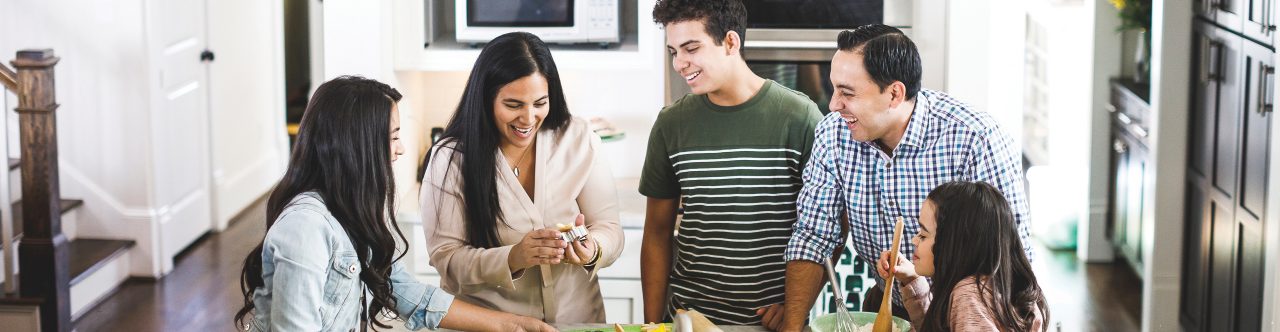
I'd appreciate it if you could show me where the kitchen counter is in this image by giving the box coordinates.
[555,325,770,332]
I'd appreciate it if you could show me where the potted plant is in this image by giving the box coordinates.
[1111,0,1153,82]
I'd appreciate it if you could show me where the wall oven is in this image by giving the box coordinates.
[666,0,914,114]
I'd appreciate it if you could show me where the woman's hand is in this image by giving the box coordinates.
[505,316,559,332]
[877,250,918,282]
[508,229,567,273]
[562,215,599,266]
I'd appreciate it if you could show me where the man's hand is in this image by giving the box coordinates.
[757,303,785,331]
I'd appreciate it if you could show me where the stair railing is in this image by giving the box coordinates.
[1,49,71,332]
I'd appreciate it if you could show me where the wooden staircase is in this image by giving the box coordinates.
[0,49,136,332]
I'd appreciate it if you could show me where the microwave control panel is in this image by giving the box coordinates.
[586,0,620,42]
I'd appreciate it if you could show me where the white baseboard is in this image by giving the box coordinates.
[212,154,282,231]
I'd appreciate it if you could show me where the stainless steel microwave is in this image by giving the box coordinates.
[742,0,911,62]
[455,0,621,45]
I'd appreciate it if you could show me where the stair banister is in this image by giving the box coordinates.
[9,49,71,332]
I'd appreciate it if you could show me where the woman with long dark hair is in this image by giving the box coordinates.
[420,32,624,323]
[234,76,554,331]
[877,181,1049,331]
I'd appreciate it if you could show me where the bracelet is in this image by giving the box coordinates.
[584,241,602,267]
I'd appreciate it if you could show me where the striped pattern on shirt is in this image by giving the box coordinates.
[639,81,823,325]
[668,147,801,324]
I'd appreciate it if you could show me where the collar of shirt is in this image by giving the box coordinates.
[857,90,935,155]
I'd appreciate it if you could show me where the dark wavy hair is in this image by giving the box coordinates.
[425,32,572,249]
[651,0,748,45]
[836,24,922,101]
[235,76,409,329]
[922,181,1049,332]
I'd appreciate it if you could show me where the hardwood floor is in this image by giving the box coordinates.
[69,197,1142,332]
[72,198,266,331]
[1033,242,1143,332]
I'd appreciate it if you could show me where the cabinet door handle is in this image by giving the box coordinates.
[1114,140,1128,154]
[1117,113,1134,125]
[1204,40,1222,83]
[1267,0,1277,32]
[1200,36,1210,83]
[1260,64,1274,115]
[1131,125,1149,138]
[1105,104,1117,113]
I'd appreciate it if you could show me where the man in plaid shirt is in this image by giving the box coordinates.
[772,24,1032,331]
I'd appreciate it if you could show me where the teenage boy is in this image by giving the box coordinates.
[639,0,824,326]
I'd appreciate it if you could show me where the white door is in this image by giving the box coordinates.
[149,0,214,273]
[206,0,289,230]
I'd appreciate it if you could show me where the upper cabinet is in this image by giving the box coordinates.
[1201,0,1276,47]
[1243,0,1277,46]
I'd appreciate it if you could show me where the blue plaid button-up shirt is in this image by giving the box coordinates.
[786,89,1033,293]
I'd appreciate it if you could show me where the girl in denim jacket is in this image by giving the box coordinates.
[233,76,555,332]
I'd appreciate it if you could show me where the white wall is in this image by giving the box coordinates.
[1,0,287,278]
[0,0,163,276]
[1081,0,1122,262]
[944,0,1025,142]
[1142,1,1192,331]
[322,0,429,216]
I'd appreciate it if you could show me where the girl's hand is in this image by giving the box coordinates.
[877,250,918,282]
[562,215,599,266]
[507,316,558,332]
[508,229,567,273]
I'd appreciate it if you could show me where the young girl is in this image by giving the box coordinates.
[878,181,1049,332]
[233,76,554,331]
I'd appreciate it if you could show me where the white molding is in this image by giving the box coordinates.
[1142,1,1192,331]
[61,163,156,218]
[212,153,283,231]
[1080,0,1121,263]
[0,86,14,294]
[60,162,162,277]
[155,188,210,273]
[1263,55,1280,332]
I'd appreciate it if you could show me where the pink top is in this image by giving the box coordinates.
[899,276,1044,332]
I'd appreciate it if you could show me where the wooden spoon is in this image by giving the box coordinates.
[873,217,906,332]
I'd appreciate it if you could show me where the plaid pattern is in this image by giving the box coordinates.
[786,89,1033,294]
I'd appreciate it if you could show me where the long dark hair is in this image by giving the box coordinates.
[921,181,1049,332]
[235,76,409,329]
[424,32,572,248]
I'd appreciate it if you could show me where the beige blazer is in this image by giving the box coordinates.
[420,117,623,323]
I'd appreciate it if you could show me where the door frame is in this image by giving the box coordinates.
[1264,68,1280,332]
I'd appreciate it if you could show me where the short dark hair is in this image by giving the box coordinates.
[652,0,747,45]
[837,24,922,100]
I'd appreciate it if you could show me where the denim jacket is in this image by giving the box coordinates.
[249,192,454,331]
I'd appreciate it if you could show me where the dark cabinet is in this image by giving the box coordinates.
[1181,19,1273,332]
[1201,0,1276,47]
[1244,0,1277,46]
[1108,79,1151,277]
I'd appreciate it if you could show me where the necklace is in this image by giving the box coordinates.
[508,143,533,177]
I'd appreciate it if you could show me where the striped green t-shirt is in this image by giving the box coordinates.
[639,80,822,325]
